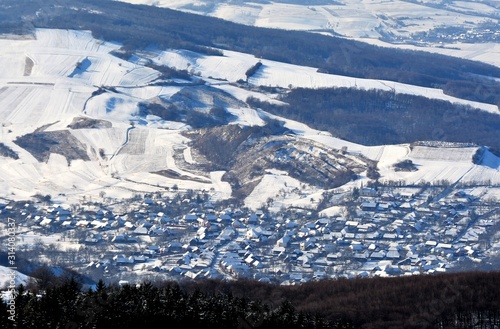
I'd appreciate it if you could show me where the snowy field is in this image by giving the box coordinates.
[359,39,500,69]
[0,266,30,290]
[147,48,500,114]
[0,28,499,211]
[378,146,500,186]
[0,29,207,204]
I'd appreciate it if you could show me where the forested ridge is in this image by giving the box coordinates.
[3,270,500,328]
[1,0,500,106]
[248,87,500,151]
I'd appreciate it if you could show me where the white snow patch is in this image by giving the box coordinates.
[245,172,322,212]
[226,107,266,127]
[0,266,30,290]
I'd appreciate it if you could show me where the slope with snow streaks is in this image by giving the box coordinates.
[463,165,500,185]
[34,29,119,53]
[410,146,477,162]
[382,161,473,185]
[26,30,160,87]
[0,27,499,207]
[0,43,29,77]
[71,127,128,159]
[0,29,244,203]
[108,128,211,184]
[0,29,165,202]
[0,266,30,289]
[144,48,499,114]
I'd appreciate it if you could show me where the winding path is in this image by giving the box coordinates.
[109,125,135,161]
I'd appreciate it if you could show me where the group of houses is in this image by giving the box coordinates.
[3,185,499,284]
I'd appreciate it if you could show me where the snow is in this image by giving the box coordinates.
[150,49,252,82]
[359,39,500,69]
[85,93,140,122]
[0,266,30,290]
[0,27,499,207]
[319,205,345,218]
[116,86,182,100]
[146,47,500,114]
[215,84,285,106]
[481,149,500,169]
[114,0,500,70]
[226,107,266,127]
[247,59,498,113]
[183,147,196,164]
[377,145,500,186]
[244,171,324,212]
[210,171,232,200]
[253,3,330,31]
[114,0,497,42]
[275,107,500,188]
[0,30,180,203]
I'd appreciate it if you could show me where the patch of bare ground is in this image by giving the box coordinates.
[186,124,371,199]
[67,116,112,129]
[24,56,34,76]
[14,130,90,163]
[152,169,211,183]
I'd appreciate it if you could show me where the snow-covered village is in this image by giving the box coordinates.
[2,181,500,287]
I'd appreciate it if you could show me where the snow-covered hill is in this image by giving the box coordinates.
[0,266,30,289]
[0,29,499,210]
[114,0,500,68]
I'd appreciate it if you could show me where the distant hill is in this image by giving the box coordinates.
[0,266,30,290]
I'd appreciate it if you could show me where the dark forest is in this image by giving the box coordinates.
[248,87,500,151]
[3,270,500,328]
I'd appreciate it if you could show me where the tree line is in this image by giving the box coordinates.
[2,278,334,329]
[0,143,19,160]
[3,270,500,328]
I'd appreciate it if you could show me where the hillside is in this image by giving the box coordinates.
[115,0,500,68]
[0,26,500,207]
[0,266,30,290]
[2,0,500,105]
[0,26,500,285]
[116,0,500,42]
